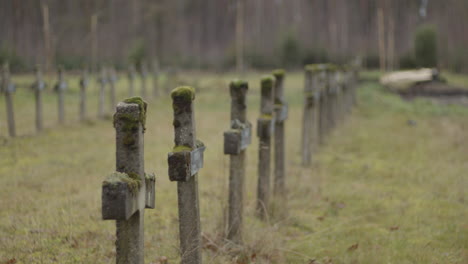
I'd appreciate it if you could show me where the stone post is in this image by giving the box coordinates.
[256,76,274,220]
[326,65,338,132]
[152,60,159,98]
[98,67,107,119]
[272,70,288,197]
[101,97,155,264]
[79,69,89,121]
[167,86,204,264]
[318,66,330,145]
[2,63,16,137]
[33,65,46,133]
[54,66,67,124]
[224,80,251,244]
[108,67,118,112]
[301,66,314,166]
[140,63,148,99]
[128,64,137,97]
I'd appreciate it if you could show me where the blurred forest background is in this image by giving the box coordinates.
[0,0,467,72]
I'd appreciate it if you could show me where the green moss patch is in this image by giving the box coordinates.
[261,76,274,88]
[103,171,141,194]
[171,86,195,102]
[123,97,147,131]
[230,79,248,89]
[272,69,286,78]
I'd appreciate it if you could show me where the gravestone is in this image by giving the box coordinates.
[128,64,137,97]
[272,70,288,197]
[167,86,204,264]
[140,63,148,99]
[1,63,16,137]
[98,67,107,119]
[256,76,275,220]
[152,60,160,98]
[54,66,67,124]
[79,69,89,121]
[101,97,155,264]
[108,67,118,112]
[223,80,251,243]
[33,65,46,132]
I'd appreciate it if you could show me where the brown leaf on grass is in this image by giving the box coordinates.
[389,226,399,231]
[347,243,359,251]
[3,259,17,264]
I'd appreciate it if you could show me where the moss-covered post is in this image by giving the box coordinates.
[101,97,155,264]
[128,64,137,97]
[140,62,148,99]
[108,67,118,112]
[256,76,275,220]
[54,66,67,124]
[168,86,203,264]
[2,63,16,137]
[79,69,89,122]
[224,80,251,244]
[33,65,46,133]
[98,67,107,119]
[272,70,288,198]
[152,59,159,98]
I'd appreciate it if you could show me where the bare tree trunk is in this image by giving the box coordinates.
[236,0,244,74]
[90,14,98,73]
[377,4,387,72]
[42,3,52,74]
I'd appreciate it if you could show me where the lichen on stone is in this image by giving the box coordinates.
[123,97,147,131]
[172,145,192,152]
[272,69,285,78]
[171,86,195,102]
[261,76,274,88]
[230,79,248,89]
[145,172,156,181]
[103,171,141,194]
[259,114,273,120]
[305,64,327,73]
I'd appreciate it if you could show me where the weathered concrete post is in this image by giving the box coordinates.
[326,65,338,132]
[301,66,315,166]
[168,86,204,264]
[108,67,118,112]
[256,76,275,220]
[318,66,330,145]
[101,97,155,264]
[2,63,16,137]
[79,69,89,121]
[224,80,251,244]
[152,60,159,98]
[128,65,137,97]
[98,67,107,119]
[140,63,148,99]
[272,70,288,197]
[33,65,46,132]
[54,66,67,124]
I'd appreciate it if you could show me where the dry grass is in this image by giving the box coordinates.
[0,71,467,263]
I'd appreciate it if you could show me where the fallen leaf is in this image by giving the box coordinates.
[347,243,359,251]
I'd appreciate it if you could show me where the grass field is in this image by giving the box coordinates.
[0,71,467,263]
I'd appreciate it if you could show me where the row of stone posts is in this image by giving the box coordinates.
[100,68,296,263]
[0,63,162,137]
[301,64,358,166]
